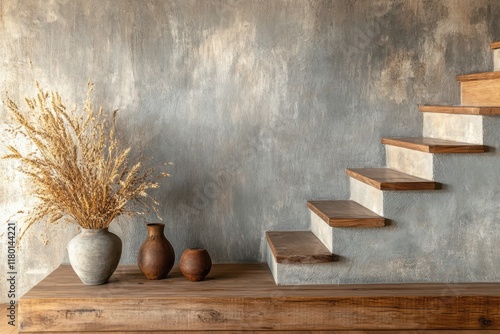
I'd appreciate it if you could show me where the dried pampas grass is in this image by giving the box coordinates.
[3,82,169,238]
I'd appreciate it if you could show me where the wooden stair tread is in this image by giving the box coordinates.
[307,200,386,227]
[456,71,500,82]
[346,168,440,191]
[266,231,334,264]
[419,105,500,115]
[381,137,487,153]
[491,41,500,49]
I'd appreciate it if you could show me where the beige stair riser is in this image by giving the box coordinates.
[494,49,500,71]
[423,113,483,144]
[461,78,500,106]
[385,146,434,180]
[349,178,384,216]
[267,243,279,283]
[310,210,334,252]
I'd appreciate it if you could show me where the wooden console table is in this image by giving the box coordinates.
[19,263,500,332]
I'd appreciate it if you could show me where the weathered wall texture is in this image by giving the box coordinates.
[0,0,499,300]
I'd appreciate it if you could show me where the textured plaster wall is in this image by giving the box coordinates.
[0,0,499,300]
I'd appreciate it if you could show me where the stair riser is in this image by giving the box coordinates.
[385,146,433,180]
[461,78,500,106]
[423,113,483,144]
[310,211,334,252]
[494,49,500,71]
[349,178,384,216]
[266,243,279,283]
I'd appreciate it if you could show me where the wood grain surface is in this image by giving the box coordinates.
[461,78,500,106]
[381,137,487,153]
[307,200,386,227]
[419,105,500,115]
[13,329,500,334]
[19,264,500,332]
[345,168,440,190]
[0,304,18,333]
[266,231,334,263]
[456,71,500,82]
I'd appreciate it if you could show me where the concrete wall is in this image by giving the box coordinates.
[0,0,499,300]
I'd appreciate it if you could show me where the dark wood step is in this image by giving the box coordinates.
[266,231,334,264]
[419,105,500,115]
[491,41,500,49]
[456,71,500,82]
[381,137,487,153]
[307,200,386,227]
[346,168,440,191]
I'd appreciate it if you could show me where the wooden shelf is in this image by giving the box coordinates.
[419,105,500,115]
[19,264,500,332]
[266,231,334,264]
[491,41,500,49]
[307,200,386,227]
[381,137,487,153]
[346,168,440,190]
[456,71,500,82]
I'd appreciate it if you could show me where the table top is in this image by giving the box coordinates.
[22,263,500,300]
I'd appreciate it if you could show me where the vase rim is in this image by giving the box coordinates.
[147,223,164,227]
[80,227,109,232]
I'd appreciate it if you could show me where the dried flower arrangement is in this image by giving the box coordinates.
[3,82,169,239]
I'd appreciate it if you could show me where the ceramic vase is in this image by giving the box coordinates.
[179,248,212,282]
[67,228,122,285]
[137,223,175,280]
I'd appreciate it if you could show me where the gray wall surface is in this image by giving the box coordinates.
[0,0,499,301]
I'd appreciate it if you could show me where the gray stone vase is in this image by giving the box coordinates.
[68,228,122,285]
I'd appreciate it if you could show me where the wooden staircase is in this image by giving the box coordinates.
[266,41,500,285]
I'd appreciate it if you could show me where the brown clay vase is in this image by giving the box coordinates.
[137,223,175,280]
[179,248,212,282]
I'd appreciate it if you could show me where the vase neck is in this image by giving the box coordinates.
[80,228,109,235]
[147,224,165,238]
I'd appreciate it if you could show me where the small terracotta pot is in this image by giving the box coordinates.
[137,223,175,280]
[179,248,212,282]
